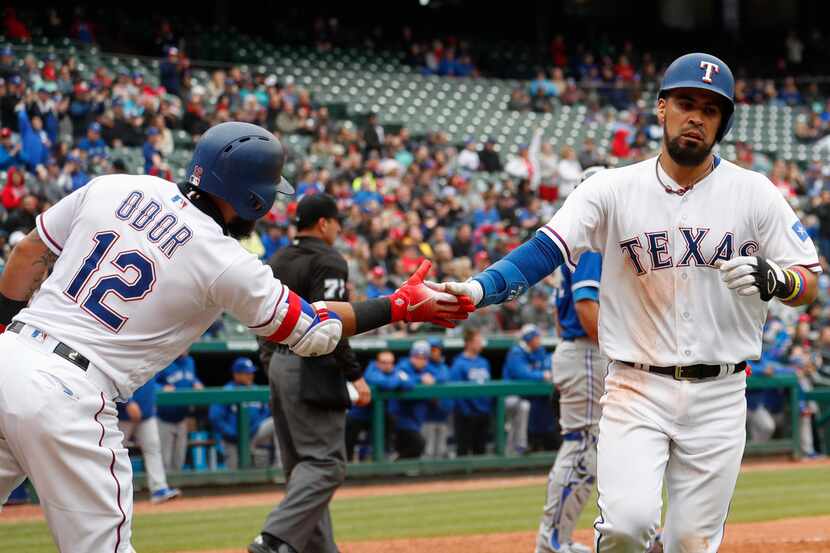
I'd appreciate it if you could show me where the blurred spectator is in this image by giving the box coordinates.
[521,289,557,332]
[508,87,531,111]
[159,46,183,97]
[479,138,502,172]
[56,154,89,193]
[451,328,492,456]
[3,193,36,233]
[1,165,26,210]
[557,145,582,198]
[208,357,274,470]
[530,70,557,99]
[155,354,204,472]
[366,265,393,298]
[578,138,603,170]
[362,112,384,155]
[143,127,163,173]
[3,8,30,42]
[16,98,50,172]
[0,127,26,171]
[457,139,480,172]
[78,122,108,163]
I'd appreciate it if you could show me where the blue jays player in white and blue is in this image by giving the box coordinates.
[430,53,820,553]
[155,354,203,472]
[117,379,181,504]
[536,166,606,553]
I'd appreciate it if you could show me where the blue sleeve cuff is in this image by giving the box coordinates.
[573,287,599,303]
[472,233,564,306]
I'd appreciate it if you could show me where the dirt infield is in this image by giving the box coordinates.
[174,516,830,553]
[172,515,830,553]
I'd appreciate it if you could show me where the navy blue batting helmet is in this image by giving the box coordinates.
[659,52,735,142]
[186,122,294,221]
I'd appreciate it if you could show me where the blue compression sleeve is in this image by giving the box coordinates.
[472,232,564,306]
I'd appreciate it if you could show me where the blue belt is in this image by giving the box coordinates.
[562,431,584,441]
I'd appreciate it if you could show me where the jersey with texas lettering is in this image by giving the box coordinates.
[17,175,305,397]
[538,156,820,366]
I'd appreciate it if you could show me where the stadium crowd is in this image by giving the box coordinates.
[0,12,827,468]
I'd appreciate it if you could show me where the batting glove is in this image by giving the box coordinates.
[389,261,476,328]
[718,256,796,301]
[424,279,484,307]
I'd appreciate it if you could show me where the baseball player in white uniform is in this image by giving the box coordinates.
[0,122,473,553]
[430,53,820,553]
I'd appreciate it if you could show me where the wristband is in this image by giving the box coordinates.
[0,292,28,331]
[782,267,807,303]
[353,297,393,334]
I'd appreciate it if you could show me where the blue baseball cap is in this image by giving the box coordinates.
[428,337,444,350]
[88,122,101,133]
[231,357,256,373]
[521,324,540,344]
[1,46,13,57]
[410,340,430,357]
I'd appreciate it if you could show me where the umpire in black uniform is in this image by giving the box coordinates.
[249,194,371,553]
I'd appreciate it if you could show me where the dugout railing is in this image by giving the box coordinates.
[147,374,813,489]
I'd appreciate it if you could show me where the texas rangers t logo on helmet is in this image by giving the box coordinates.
[700,60,720,83]
[189,165,203,187]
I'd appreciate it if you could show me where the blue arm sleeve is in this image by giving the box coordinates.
[473,233,564,306]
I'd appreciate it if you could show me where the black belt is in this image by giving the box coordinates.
[619,360,746,380]
[8,321,90,371]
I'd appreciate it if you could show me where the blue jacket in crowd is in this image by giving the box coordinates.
[425,358,452,422]
[451,353,492,416]
[0,143,26,170]
[502,343,550,382]
[17,109,49,171]
[117,379,157,422]
[208,382,271,443]
[393,358,434,432]
[78,136,108,160]
[348,360,414,421]
[155,355,202,423]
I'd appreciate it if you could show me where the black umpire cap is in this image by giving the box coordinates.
[295,193,344,230]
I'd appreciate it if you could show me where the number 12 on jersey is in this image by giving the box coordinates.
[64,231,156,332]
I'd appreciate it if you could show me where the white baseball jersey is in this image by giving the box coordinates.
[16,175,308,397]
[539,156,820,366]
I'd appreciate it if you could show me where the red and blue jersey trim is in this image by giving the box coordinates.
[267,291,303,343]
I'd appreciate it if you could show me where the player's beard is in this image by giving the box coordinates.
[227,216,256,239]
[664,121,715,167]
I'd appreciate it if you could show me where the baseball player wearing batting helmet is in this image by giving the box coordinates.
[0,121,472,552]
[430,52,819,553]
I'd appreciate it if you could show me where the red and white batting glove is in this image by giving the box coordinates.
[388,260,476,328]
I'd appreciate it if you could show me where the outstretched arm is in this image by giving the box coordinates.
[428,232,565,308]
[260,261,475,357]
